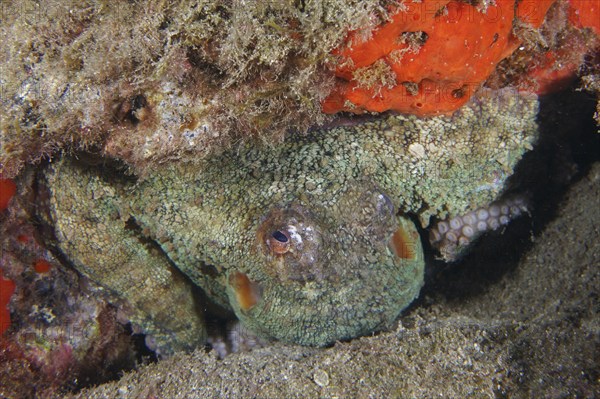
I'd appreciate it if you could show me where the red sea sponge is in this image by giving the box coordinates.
[33,259,52,274]
[1,270,15,335]
[0,178,17,212]
[322,0,555,116]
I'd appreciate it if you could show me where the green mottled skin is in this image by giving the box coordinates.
[43,90,538,353]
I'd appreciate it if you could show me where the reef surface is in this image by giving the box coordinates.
[0,0,397,178]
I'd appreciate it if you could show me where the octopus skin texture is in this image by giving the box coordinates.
[38,89,539,355]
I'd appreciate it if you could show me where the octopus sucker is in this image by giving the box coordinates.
[430,194,531,261]
[40,89,539,353]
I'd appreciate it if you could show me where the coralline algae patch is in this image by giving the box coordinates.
[0,179,17,212]
[323,0,599,116]
[1,177,17,335]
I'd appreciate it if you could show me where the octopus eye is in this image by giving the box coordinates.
[257,206,323,281]
[267,230,291,254]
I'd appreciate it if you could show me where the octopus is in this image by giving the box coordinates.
[37,89,538,356]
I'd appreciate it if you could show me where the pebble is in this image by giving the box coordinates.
[313,369,330,387]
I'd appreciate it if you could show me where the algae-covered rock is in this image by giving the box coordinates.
[0,0,396,178]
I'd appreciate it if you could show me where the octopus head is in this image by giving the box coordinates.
[226,183,425,346]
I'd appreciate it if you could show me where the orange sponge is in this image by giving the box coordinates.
[568,0,600,35]
[323,0,555,116]
[516,0,599,95]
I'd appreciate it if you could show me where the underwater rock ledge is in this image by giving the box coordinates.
[1,0,598,179]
